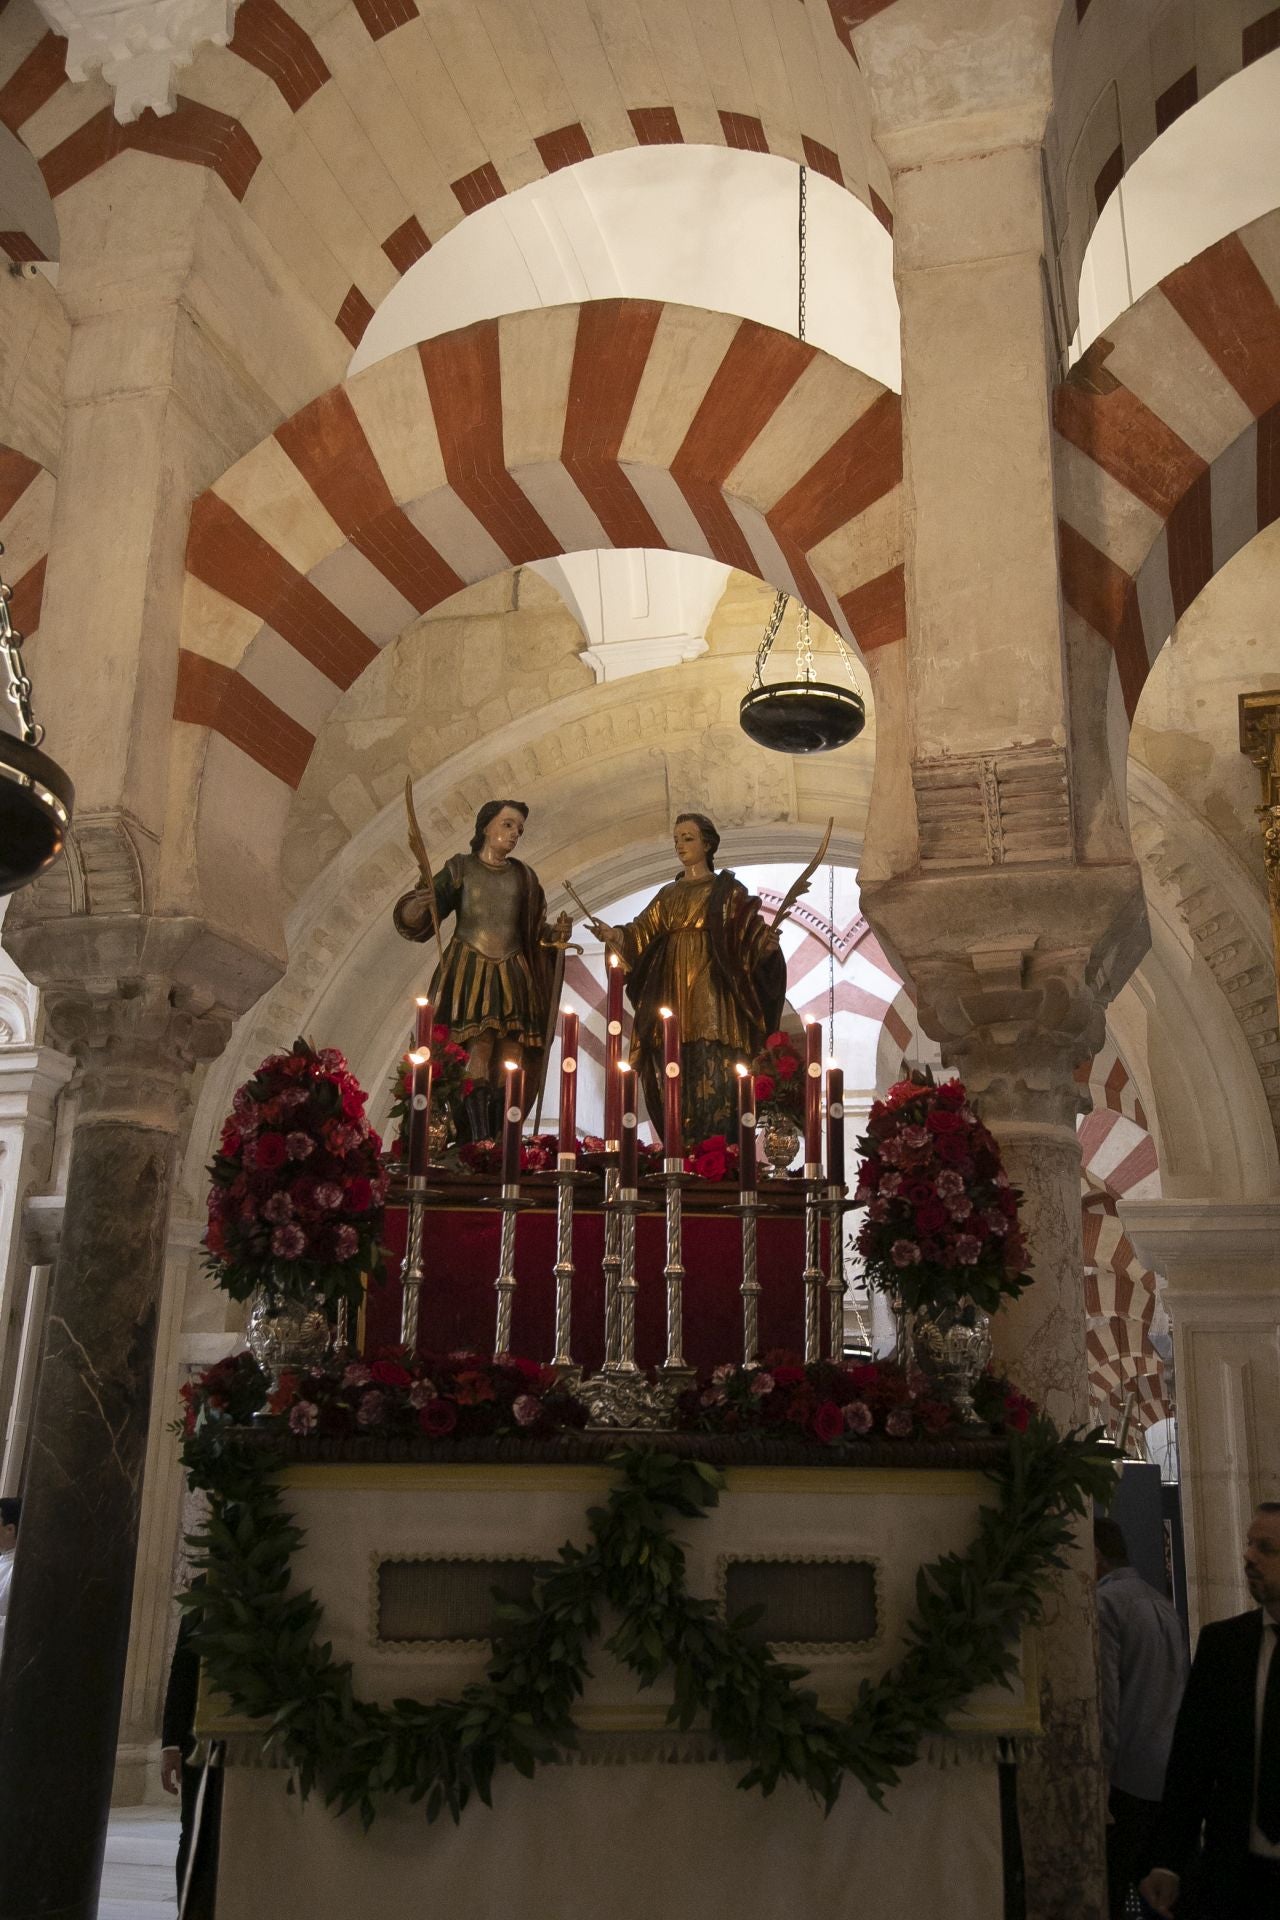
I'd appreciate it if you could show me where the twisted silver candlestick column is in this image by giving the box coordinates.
[552,1155,576,1369]
[601,1161,622,1366]
[610,1183,640,1377]
[333,1295,350,1353]
[740,1192,760,1366]
[826,1187,845,1360]
[662,1158,686,1373]
[493,1184,519,1360]
[400,1179,428,1350]
[803,1180,823,1363]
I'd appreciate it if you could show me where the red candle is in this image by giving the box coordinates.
[804,1020,822,1171]
[619,1062,638,1189]
[826,1063,845,1188]
[558,1010,579,1157]
[603,954,625,1149]
[413,995,433,1050]
[660,1005,682,1160]
[405,1047,433,1179]
[737,1063,756,1196]
[501,1059,524,1187]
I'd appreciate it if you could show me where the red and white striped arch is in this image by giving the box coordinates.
[175,298,904,794]
[0,446,51,641]
[0,0,890,344]
[1056,205,1280,719]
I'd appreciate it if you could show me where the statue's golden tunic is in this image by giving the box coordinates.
[617,869,786,1143]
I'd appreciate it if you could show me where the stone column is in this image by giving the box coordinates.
[0,1044,74,1444]
[0,985,227,1920]
[1121,1199,1280,1636]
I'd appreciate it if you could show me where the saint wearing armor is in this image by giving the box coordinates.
[393,800,570,1141]
[591,813,786,1145]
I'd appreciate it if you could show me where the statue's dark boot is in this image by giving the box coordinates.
[463,1089,493,1143]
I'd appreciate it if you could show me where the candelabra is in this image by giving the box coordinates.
[399,1176,428,1349]
[601,1159,622,1365]
[826,1186,846,1360]
[662,1157,690,1380]
[739,1192,761,1367]
[493,1183,520,1360]
[802,1170,823,1364]
[551,1153,579,1374]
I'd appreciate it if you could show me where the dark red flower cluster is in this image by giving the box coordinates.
[749,1031,803,1122]
[852,1072,1031,1315]
[204,1040,387,1306]
[682,1135,740,1182]
[180,1347,589,1443]
[676,1354,969,1445]
[387,1025,473,1156]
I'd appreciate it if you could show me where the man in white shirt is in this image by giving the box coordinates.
[1140,1502,1280,1918]
[0,1499,19,1663]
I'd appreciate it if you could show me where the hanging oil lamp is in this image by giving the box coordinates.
[0,545,73,895]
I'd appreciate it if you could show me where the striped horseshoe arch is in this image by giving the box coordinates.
[1055,205,1280,720]
[175,299,904,804]
[0,447,52,641]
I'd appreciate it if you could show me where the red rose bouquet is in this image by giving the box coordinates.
[204,1039,387,1314]
[387,1023,472,1156]
[749,1031,804,1124]
[853,1071,1032,1315]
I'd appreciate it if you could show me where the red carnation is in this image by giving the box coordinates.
[765,1032,786,1051]
[774,1052,799,1080]
[936,1080,967,1107]
[418,1398,457,1437]
[926,1109,964,1133]
[252,1132,287,1171]
[812,1400,844,1445]
[344,1175,374,1213]
[431,1024,450,1046]
[753,1073,776,1104]
[370,1359,412,1388]
[341,1086,366,1119]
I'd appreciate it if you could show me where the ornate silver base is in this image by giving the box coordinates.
[579,1371,684,1430]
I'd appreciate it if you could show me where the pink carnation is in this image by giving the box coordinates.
[879,1171,903,1197]
[901,1126,930,1150]
[885,1407,914,1437]
[317,1048,347,1072]
[270,1223,306,1259]
[750,1372,775,1396]
[945,1196,973,1221]
[955,1234,982,1265]
[342,1362,372,1388]
[408,1380,433,1409]
[843,1400,873,1435]
[333,1224,359,1260]
[314,1182,344,1211]
[262,1191,294,1225]
[935,1169,964,1198]
[356,1391,385,1427]
[285,1132,314,1161]
[288,1400,319,1435]
[890,1238,921,1268]
[512,1394,542,1427]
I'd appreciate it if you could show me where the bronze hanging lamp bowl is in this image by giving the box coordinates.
[0,551,73,895]
[739,677,865,753]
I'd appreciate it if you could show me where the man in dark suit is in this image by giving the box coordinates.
[1140,1501,1280,1918]
[160,1603,222,1920]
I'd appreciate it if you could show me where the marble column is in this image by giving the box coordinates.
[0,985,227,1920]
[0,1045,74,1450]
[1121,1199,1280,1636]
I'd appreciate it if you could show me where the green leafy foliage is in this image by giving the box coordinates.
[182,1414,1113,1827]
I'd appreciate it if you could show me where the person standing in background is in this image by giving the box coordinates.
[1094,1516,1189,1917]
[1140,1502,1280,1918]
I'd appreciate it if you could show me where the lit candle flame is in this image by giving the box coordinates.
[608,952,619,970]
[619,1061,632,1075]
[409,1049,429,1066]
[415,995,429,1007]
[735,1062,748,1078]
[503,1060,519,1072]
[659,1005,673,1019]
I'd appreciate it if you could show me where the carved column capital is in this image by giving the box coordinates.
[34,0,241,122]
[41,980,229,1130]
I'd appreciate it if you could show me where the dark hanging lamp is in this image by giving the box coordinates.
[0,545,73,895]
[739,163,867,757]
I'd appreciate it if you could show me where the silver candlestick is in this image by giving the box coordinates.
[493,1183,520,1360]
[400,1177,428,1350]
[826,1186,846,1360]
[551,1153,577,1372]
[611,1179,640,1377]
[740,1191,761,1367]
[601,1159,622,1366]
[802,1164,823,1364]
[662,1157,688,1377]
[582,1180,670,1428]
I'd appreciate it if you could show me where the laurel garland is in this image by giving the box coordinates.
[180,1415,1113,1828]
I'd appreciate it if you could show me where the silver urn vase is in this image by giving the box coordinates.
[245,1284,330,1396]
[759,1110,801,1179]
[913,1298,993,1426]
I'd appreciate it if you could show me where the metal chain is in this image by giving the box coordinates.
[798,162,807,345]
[0,544,42,747]
[750,587,790,689]
[794,603,814,682]
[828,860,836,1061]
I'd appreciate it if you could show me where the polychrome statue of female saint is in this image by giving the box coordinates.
[590,813,786,1146]
[393,799,570,1141]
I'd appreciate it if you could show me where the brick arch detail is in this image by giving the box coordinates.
[175,298,904,793]
[1054,205,1280,719]
[1053,0,1278,331]
[0,444,52,640]
[0,0,891,340]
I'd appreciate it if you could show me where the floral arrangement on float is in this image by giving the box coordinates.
[676,1356,1033,1446]
[203,1040,388,1374]
[853,1069,1033,1420]
[748,1030,805,1175]
[387,1024,472,1157]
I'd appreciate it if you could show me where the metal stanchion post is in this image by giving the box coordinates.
[662,1157,687,1377]
[493,1184,519,1360]
[740,1192,760,1367]
[601,1159,622,1366]
[399,1177,428,1350]
[826,1186,845,1360]
[551,1152,577,1372]
[803,1162,823,1364]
